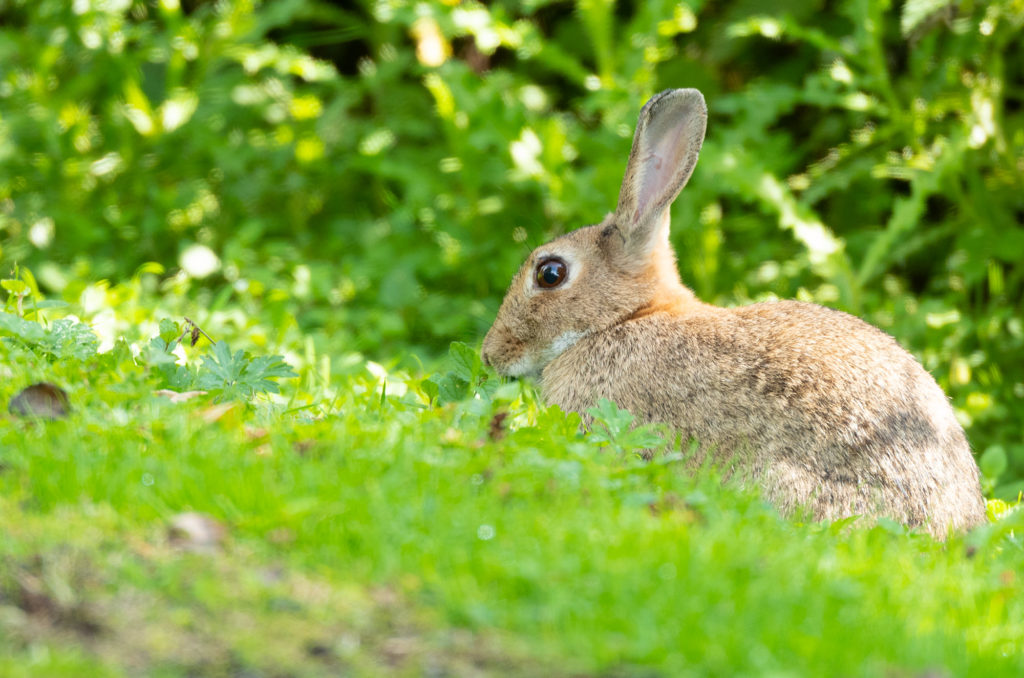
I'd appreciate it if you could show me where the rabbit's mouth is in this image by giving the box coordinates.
[499,356,544,379]
[481,336,540,378]
[483,329,589,379]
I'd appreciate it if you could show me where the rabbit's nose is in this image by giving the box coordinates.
[481,327,498,367]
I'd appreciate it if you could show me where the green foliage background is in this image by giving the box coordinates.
[1,0,1023,486]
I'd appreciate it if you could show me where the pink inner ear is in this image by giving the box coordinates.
[634,127,687,225]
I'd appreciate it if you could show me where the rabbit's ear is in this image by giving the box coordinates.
[614,89,706,257]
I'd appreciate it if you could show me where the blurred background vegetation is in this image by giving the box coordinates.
[0,0,1022,488]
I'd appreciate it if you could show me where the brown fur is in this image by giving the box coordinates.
[481,89,985,538]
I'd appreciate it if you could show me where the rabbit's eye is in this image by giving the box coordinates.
[536,258,568,289]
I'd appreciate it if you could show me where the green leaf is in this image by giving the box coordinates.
[1,279,30,295]
[0,311,46,343]
[430,372,469,405]
[828,514,863,535]
[0,313,97,360]
[449,342,480,383]
[873,517,908,536]
[980,445,1008,483]
[46,318,98,360]
[159,318,181,343]
[420,377,439,403]
[618,428,668,451]
[475,374,500,400]
[241,354,299,394]
[145,336,179,366]
[196,341,297,399]
[586,398,668,454]
[587,398,634,438]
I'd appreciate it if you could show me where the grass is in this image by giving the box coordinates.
[1,302,1023,677]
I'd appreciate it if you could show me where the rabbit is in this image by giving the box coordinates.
[481,88,986,539]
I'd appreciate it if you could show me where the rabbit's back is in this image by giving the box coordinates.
[540,300,986,536]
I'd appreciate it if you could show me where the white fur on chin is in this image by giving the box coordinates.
[500,330,588,379]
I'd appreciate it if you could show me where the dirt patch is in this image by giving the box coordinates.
[1,540,558,677]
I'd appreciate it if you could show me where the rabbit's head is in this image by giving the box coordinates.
[482,89,708,377]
